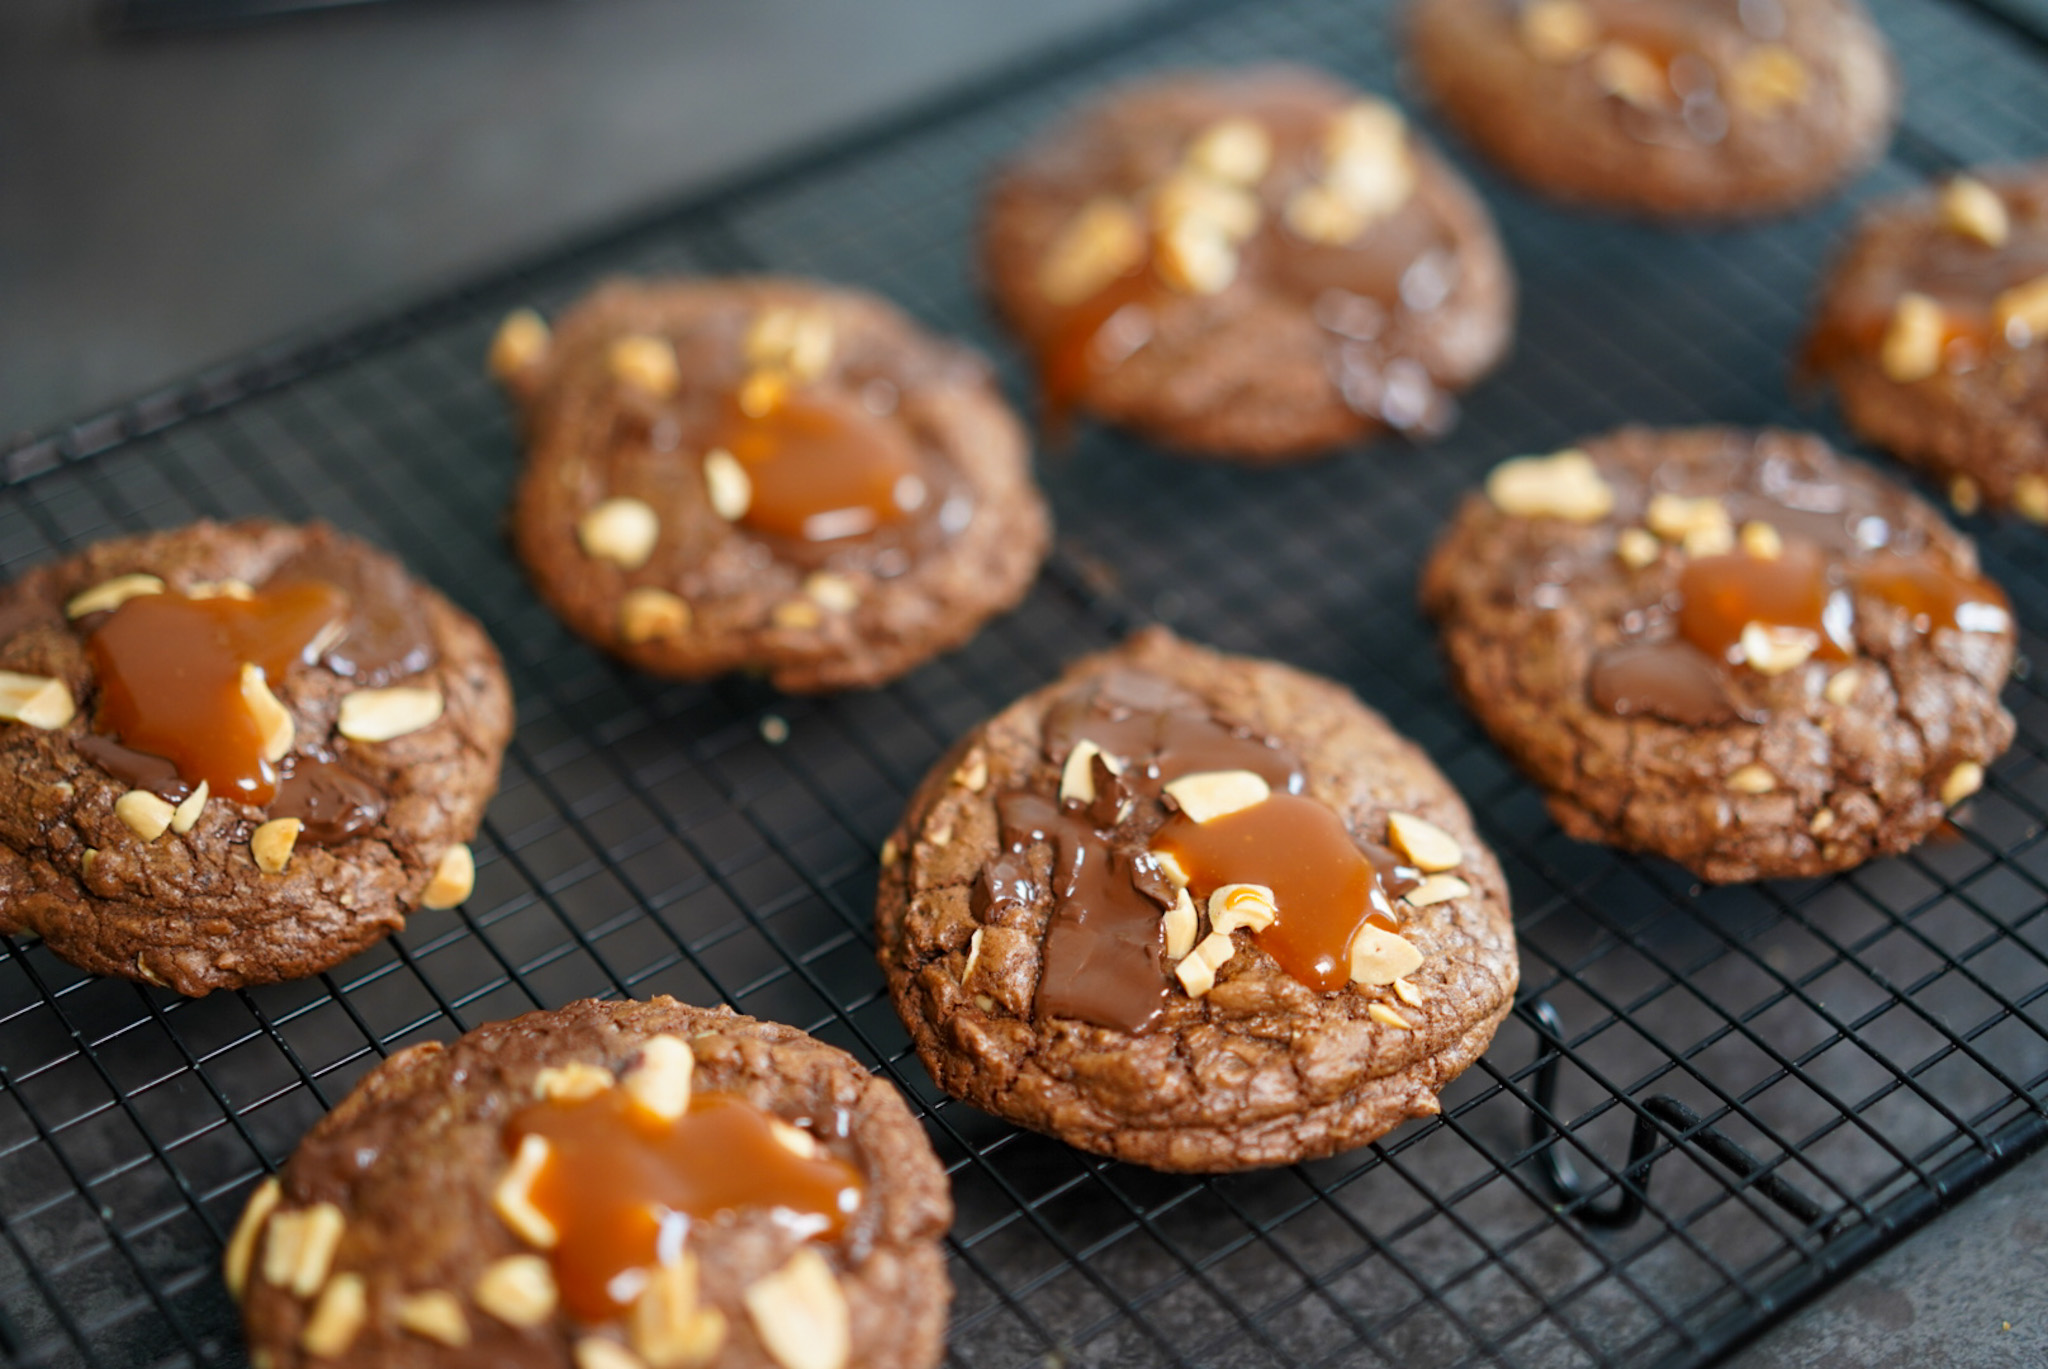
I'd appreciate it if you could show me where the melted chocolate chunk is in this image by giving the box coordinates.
[74,735,192,803]
[1356,841,1424,901]
[1044,673,1304,796]
[267,542,437,686]
[273,759,387,846]
[1589,640,1751,727]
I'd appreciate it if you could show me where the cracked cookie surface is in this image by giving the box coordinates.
[500,276,1050,693]
[235,997,953,1369]
[0,519,512,994]
[875,628,1519,1173]
[1422,427,2016,883]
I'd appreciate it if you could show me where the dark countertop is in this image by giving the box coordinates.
[3,0,2042,1363]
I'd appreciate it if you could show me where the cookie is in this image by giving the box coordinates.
[875,628,1519,1173]
[980,65,1514,461]
[496,277,1050,693]
[1421,428,2016,883]
[230,997,953,1369]
[1408,0,1896,218]
[1805,166,2048,518]
[0,520,512,995]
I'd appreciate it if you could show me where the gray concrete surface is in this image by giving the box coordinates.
[1,1,2043,1365]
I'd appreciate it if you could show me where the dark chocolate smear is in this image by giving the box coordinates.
[1356,841,1424,902]
[74,735,192,803]
[266,541,436,686]
[1044,674,1304,797]
[273,759,387,846]
[1589,641,1755,727]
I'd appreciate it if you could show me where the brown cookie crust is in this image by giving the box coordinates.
[237,997,954,1369]
[504,277,1050,693]
[1805,165,2048,514]
[0,520,512,995]
[876,628,1519,1173]
[1421,428,2016,883]
[1408,0,1897,219]
[981,65,1515,462]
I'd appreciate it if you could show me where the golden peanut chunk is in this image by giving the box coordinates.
[771,598,823,631]
[1520,0,1598,63]
[953,750,989,793]
[494,1132,560,1249]
[170,781,208,836]
[420,843,475,910]
[1283,183,1366,246]
[1349,923,1424,987]
[223,1177,281,1300]
[1740,521,1784,560]
[1323,101,1416,220]
[65,573,164,620]
[1824,667,1861,707]
[301,1272,366,1358]
[1059,739,1122,806]
[1995,273,2048,345]
[1940,176,2010,247]
[534,1060,615,1102]
[1941,760,1984,806]
[1208,883,1278,935]
[475,1254,557,1328]
[1151,171,1262,242]
[239,664,294,763]
[1175,928,1239,998]
[1163,769,1270,823]
[1393,977,1425,1008]
[337,686,444,742]
[1645,493,1732,552]
[769,1119,820,1160]
[1386,812,1462,873]
[624,1034,695,1121]
[1368,1002,1415,1031]
[739,369,790,418]
[1486,449,1615,523]
[702,449,752,522]
[878,835,900,869]
[744,1248,850,1369]
[1881,292,1945,382]
[960,927,984,985]
[0,670,76,730]
[489,309,551,381]
[251,818,302,875]
[262,1202,346,1298]
[115,789,176,843]
[1153,850,1190,889]
[745,306,835,383]
[1810,807,1837,836]
[1740,621,1819,676]
[609,335,679,397]
[396,1290,471,1347]
[804,572,860,614]
[1729,44,1810,115]
[1728,763,1778,794]
[1950,475,1982,516]
[575,1337,646,1369]
[1163,888,1198,960]
[1038,198,1146,307]
[2014,474,2048,525]
[579,497,661,569]
[1404,874,1470,908]
[1616,527,1662,570]
[187,578,255,601]
[631,1254,724,1369]
[1154,218,1238,295]
[1593,42,1668,109]
[621,587,691,644]
[1186,117,1272,186]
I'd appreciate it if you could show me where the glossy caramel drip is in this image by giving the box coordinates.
[1037,266,1160,440]
[508,1086,862,1323]
[1852,554,2012,634]
[85,584,347,806]
[710,391,925,543]
[1152,793,1401,994]
[1676,541,1851,668]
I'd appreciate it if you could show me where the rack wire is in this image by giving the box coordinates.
[4,0,2047,1364]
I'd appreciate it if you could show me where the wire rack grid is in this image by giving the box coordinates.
[3,0,2047,1365]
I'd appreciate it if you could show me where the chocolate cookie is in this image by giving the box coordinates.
[496,277,1050,693]
[1422,428,2016,883]
[980,65,1515,461]
[1805,166,2048,518]
[0,520,512,995]
[1408,0,1897,218]
[229,997,953,1369]
[875,628,1519,1173]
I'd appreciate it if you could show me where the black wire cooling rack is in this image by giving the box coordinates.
[5,0,2048,1365]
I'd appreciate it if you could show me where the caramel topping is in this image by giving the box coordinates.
[1852,554,2012,635]
[1588,640,1749,727]
[1038,266,1160,441]
[85,584,347,806]
[1153,794,1400,994]
[1676,542,1851,668]
[507,1086,862,1324]
[708,391,925,544]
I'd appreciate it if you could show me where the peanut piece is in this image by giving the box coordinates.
[1207,883,1277,935]
[1646,494,1733,553]
[251,818,302,875]
[1349,923,1424,987]
[1486,449,1615,523]
[1154,218,1238,295]
[1151,170,1261,242]
[1404,875,1470,908]
[575,1338,646,1369]
[1740,621,1819,675]
[396,1290,471,1347]
[65,573,164,620]
[1810,807,1837,836]
[1368,1002,1414,1031]
[1283,183,1366,246]
[1730,44,1809,115]
[489,309,551,380]
[1038,198,1146,307]
[961,928,984,985]
[632,1254,725,1368]
[623,1035,694,1121]
[1162,769,1269,823]
[771,598,822,631]
[953,750,989,793]
[1824,667,1861,706]
[2014,474,2048,525]
[744,1248,850,1369]
[534,1061,615,1102]
[1520,0,1597,63]
[420,843,475,910]
[262,1202,346,1297]
[1941,760,1984,806]
[1386,812,1462,873]
[804,572,860,614]
[170,781,208,836]
[609,335,679,397]
[1739,521,1783,560]
[300,1273,366,1358]
[337,686,444,742]
[1950,475,1982,516]
[621,587,690,644]
[745,306,834,382]
[1154,850,1190,889]
[223,1177,281,1300]
[240,664,294,763]
[1728,764,1777,794]
[475,1254,557,1328]
[115,789,176,843]
[1323,100,1415,219]
[1186,117,1272,185]
[188,579,255,600]
[738,369,789,418]
[1616,527,1662,569]
[0,672,75,730]
[578,497,661,569]
[493,1133,560,1249]
[1996,273,2048,345]
[702,449,752,522]
[1059,739,1121,806]
[1163,888,1198,961]
[1940,176,2009,247]
[1881,293,1944,382]
[1593,42,1668,109]
[1393,977,1425,1008]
